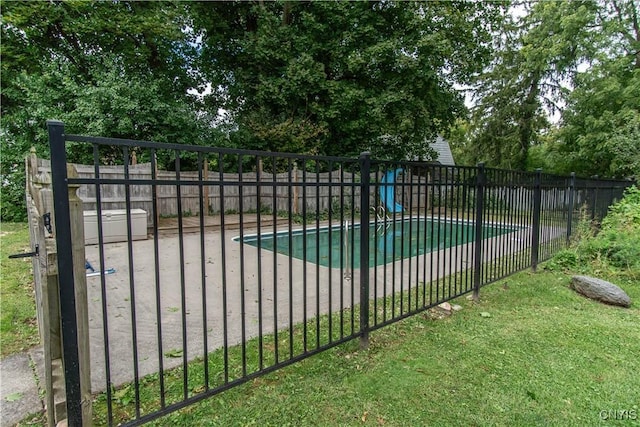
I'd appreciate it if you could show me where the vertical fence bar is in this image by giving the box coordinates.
[339,164,345,338]
[507,172,515,275]
[150,150,165,408]
[399,168,406,314]
[591,176,599,220]
[123,146,141,417]
[434,165,442,302]
[350,166,356,333]
[197,152,209,387]
[327,160,334,339]
[428,166,436,305]
[302,163,308,351]
[444,168,451,298]
[359,152,371,350]
[452,171,459,297]
[461,169,469,289]
[372,166,379,323]
[271,156,279,363]
[488,171,498,280]
[472,163,485,301]
[520,175,529,271]
[218,153,229,383]
[414,169,421,310]
[175,152,189,399]
[567,172,576,245]
[422,166,428,306]
[93,143,114,424]
[383,165,390,321]
[531,169,542,272]
[390,165,397,317]
[238,155,247,376]
[47,120,83,426]
[203,159,209,216]
[446,168,454,297]
[288,159,294,357]
[256,155,264,369]
[315,160,321,349]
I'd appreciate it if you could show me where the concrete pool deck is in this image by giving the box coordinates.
[80,216,565,394]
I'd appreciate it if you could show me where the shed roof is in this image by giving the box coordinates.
[429,136,455,166]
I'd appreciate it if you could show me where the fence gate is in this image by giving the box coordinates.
[44,120,632,426]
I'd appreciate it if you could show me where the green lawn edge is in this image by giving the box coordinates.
[97,269,639,427]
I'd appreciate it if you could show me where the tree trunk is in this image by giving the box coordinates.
[517,71,541,169]
[282,1,292,26]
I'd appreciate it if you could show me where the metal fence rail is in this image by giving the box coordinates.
[44,121,632,426]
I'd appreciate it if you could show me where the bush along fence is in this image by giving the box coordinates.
[33,121,631,426]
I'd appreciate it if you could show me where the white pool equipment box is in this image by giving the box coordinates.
[84,209,147,245]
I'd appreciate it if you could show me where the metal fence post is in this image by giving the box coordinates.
[566,172,576,244]
[359,152,371,350]
[472,163,485,301]
[47,120,84,426]
[531,168,542,272]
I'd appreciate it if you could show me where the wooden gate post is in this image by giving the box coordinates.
[26,149,66,426]
[67,164,92,424]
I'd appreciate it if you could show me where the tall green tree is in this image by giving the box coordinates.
[1,1,208,221]
[468,1,598,170]
[554,0,640,178]
[193,1,505,160]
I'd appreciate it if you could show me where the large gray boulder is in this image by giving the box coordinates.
[570,275,632,308]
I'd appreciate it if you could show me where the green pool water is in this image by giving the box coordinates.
[238,218,517,268]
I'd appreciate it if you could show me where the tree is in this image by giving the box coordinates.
[1,1,508,221]
[468,1,599,170]
[553,0,640,178]
[1,1,199,95]
[192,1,505,160]
[1,1,207,221]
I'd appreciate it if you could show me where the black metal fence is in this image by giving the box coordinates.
[46,121,632,426]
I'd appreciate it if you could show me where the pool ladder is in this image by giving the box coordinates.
[344,209,390,280]
[371,205,392,232]
[344,220,351,280]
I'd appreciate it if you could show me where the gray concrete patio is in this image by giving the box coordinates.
[82,216,564,393]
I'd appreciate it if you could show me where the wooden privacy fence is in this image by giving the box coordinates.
[34,159,575,227]
[36,159,360,223]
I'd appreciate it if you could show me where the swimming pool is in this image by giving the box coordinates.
[237,217,519,268]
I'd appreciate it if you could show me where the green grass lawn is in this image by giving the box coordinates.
[93,269,638,427]
[0,222,40,357]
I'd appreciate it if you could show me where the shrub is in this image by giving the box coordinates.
[555,185,640,277]
[592,186,640,270]
[549,185,640,278]
[545,249,578,271]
